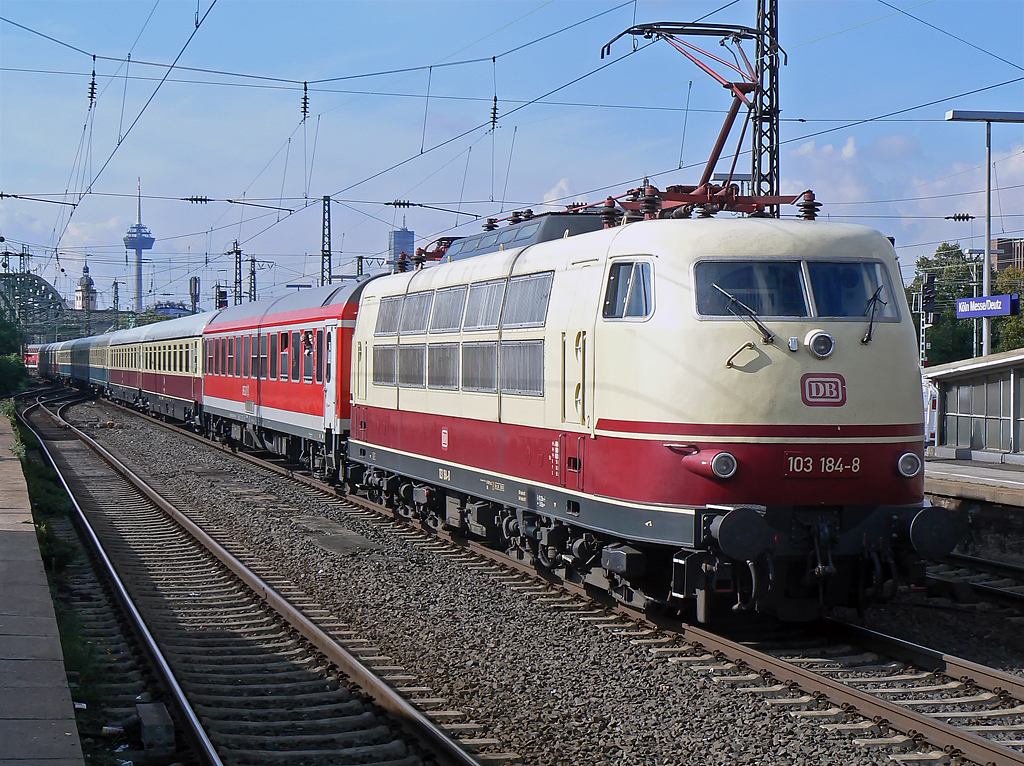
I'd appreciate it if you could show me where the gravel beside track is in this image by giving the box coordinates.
[69,400,1019,766]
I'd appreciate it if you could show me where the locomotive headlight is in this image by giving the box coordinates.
[710,451,738,479]
[897,452,922,478]
[805,330,835,359]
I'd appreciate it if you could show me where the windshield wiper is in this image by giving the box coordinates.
[712,283,775,344]
[860,285,887,344]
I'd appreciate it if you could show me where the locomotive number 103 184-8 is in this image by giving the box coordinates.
[785,453,861,477]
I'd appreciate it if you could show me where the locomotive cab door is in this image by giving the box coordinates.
[559,261,601,489]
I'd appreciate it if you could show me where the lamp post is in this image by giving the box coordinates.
[945,110,1024,356]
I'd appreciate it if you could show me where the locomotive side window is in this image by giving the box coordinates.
[400,291,433,334]
[502,272,554,329]
[464,280,506,331]
[807,261,898,319]
[513,221,541,242]
[430,286,468,332]
[603,262,653,319]
[695,261,808,317]
[373,345,397,385]
[427,343,459,389]
[398,345,426,387]
[375,296,403,336]
[500,340,544,396]
[462,342,498,392]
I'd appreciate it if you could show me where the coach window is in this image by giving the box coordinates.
[270,334,279,379]
[220,337,227,376]
[302,330,314,382]
[227,338,235,376]
[243,336,251,377]
[315,330,324,383]
[233,336,240,377]
[259,334,269,379]
[290,331,301,381]
[212,339,219,375]
[206,340,213,374]
[325,332,333,383]
[603,261,654,319]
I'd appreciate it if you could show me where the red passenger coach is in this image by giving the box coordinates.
[201,282,367,478]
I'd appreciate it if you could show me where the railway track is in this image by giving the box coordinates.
[64,392,1024,766]
[16,393,505,766]
[928,553,1024,609]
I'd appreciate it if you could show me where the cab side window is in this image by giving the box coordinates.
[603,262,653,319]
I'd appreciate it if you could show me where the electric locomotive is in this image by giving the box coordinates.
[346,212,960,621]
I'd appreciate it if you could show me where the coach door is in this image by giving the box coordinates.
[323,320,338,433]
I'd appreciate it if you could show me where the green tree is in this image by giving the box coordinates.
[0,314,27,395]
[907,242,979,365]
[0,312,24,355]
[993,267,1024,352]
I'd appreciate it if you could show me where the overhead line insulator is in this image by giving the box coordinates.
[183,195,211,204]
[301,82,309,121]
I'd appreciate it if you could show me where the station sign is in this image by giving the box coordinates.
[955,294,1019,318]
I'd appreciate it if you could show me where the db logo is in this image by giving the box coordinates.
[801,373,846,407]
[441,428,449,451]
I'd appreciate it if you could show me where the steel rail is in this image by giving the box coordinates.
[819,620,1024,701]
[943,552,1024,581]
[676,618,1024,766]
[82,395,1024,766]
[45,400,482,766]
[17,400,225,766]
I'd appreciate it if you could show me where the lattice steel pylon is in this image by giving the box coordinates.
[321,195,332,287]
[752,0,781,217]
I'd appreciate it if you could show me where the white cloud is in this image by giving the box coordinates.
[543,178,573,206]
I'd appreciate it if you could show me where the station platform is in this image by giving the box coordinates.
[926,457,1024,507]
[0,416,84,765]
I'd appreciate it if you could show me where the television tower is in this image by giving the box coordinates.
[123,179,155,313]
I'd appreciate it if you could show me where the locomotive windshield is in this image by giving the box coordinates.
[695,261,808,317]
[695,259,897,320]
[807,261,898,319]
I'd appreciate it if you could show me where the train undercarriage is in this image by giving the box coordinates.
[344,462,963,623]
[77,381,963,624]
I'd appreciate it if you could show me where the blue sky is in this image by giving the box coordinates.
[1,0,1022,312]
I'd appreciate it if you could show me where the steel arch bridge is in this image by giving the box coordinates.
[0,272,69,342]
